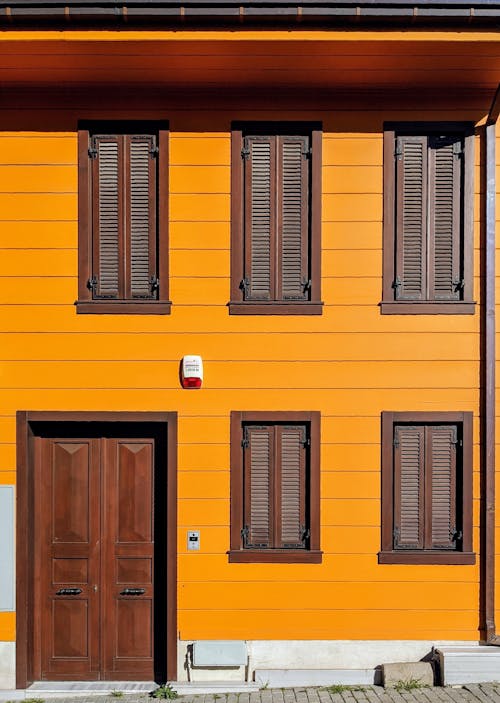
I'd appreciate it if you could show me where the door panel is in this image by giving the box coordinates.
[36,435,155,681]
[103,439,154,679]
[37,438,100,680]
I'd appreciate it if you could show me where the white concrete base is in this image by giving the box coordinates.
[437,646,500,685]
[176,640,477,684]
[254,670,376,687]
[0,643,15,690]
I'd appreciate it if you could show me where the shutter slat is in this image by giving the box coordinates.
[429,425,457,549]
[394,425,424,549]
[128,136,156,299]
[245,137,274,301]
[279,137,309,301]
[279,425,306,548]
[429,137,461,301]
[95,137,120,298]
[245,426,273,548]
[396,136,427,301]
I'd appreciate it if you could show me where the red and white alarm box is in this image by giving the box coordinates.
[181,355,203,389]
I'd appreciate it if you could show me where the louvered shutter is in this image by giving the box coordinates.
[93,135,122,299]
[244,426,274,548]
[244,136,276,301]
[428,425,457,550]
[428,136,462,301]
[394,425,425,549]
[278,425,307,549]
[278,136,309,301]
[91,133,158,301]
[126,135,157,299]
[395,136,427,301]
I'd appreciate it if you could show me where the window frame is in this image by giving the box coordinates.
[76,121,171,314]
[229,122,323,315]
[381,122,475,315]
[229,411,322,563]
[379,411,475,565]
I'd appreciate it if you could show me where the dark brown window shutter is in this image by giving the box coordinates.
[91,134,157,301]
[278,425,307,549]
[127,135,158,299]
[394,425,425,549]
[278,136,309,301]
[243,134,310,303]
[427,425,457,549]
[92,135,122,299]
[244,426,274,548]
[244,136,275,301]
[395,136,427,301]
[428,136,462,301]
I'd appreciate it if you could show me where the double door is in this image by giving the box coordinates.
[34,436,156,680]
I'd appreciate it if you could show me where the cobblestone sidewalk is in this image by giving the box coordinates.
[3,684,500,703]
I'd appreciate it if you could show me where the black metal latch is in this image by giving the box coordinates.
[120,588,146,596]
[56,588,82,596]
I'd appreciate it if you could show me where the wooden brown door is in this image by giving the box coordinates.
[35,436,155,681]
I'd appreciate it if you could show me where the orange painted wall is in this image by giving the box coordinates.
[0,29,498,645]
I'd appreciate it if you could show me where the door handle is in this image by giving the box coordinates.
[120,588,146,596]
[56,588,83,596]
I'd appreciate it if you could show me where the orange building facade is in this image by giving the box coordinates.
[0,4,500,690]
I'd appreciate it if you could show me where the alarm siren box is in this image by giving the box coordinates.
[181,355,203,389]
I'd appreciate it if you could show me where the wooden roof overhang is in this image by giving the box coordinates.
[1,0,500,26]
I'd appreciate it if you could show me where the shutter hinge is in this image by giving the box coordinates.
[241,525,249,546]
[241,147,250,160]
[150,146,159,158]
[302,278,312,293]
[393,527,400,545]
[300,525,310,543]
[149,275,159,292]
[453,278,465,292]
[303,146,312,159]
[451,528,463,542]
[395,142,403,160]
[87,276,98,292]
[242,427,249,449]
[302,437,310,448]
[392,276,402,299]
[393,436,400,448]
[88,147,98,159]
[240,278,250,298]
[453,141,463,158]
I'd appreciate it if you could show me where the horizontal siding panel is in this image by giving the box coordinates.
[0,333,479,361]
[0,135,76,165]
[178,609,478,640]
[0,249,76,276]
[0,612,15,641]
[0,361,479,390]
[0,471,15,485]
[323,165,382,195]
[323,138,382,167]
[170,137,230,166]
[0,390,480,418]
[0,221,76,248]
[0,304,480,335]
[179,444,228,470]
[0,278,76,304]
[169,193,230,222]
[322,472,380,500]
[178,471,229,499]
[322,221,382,250]
[0,165,77,193]
[178,553,478,583]
[170,221,230,250]
[179,581,477,612]
[321,498,379,526]
[171,249,229,277]
[0,193,77,220]
[178,498,229,526]
[178,416,230,444]
[323,194,382,223]
[170,166,230,194]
